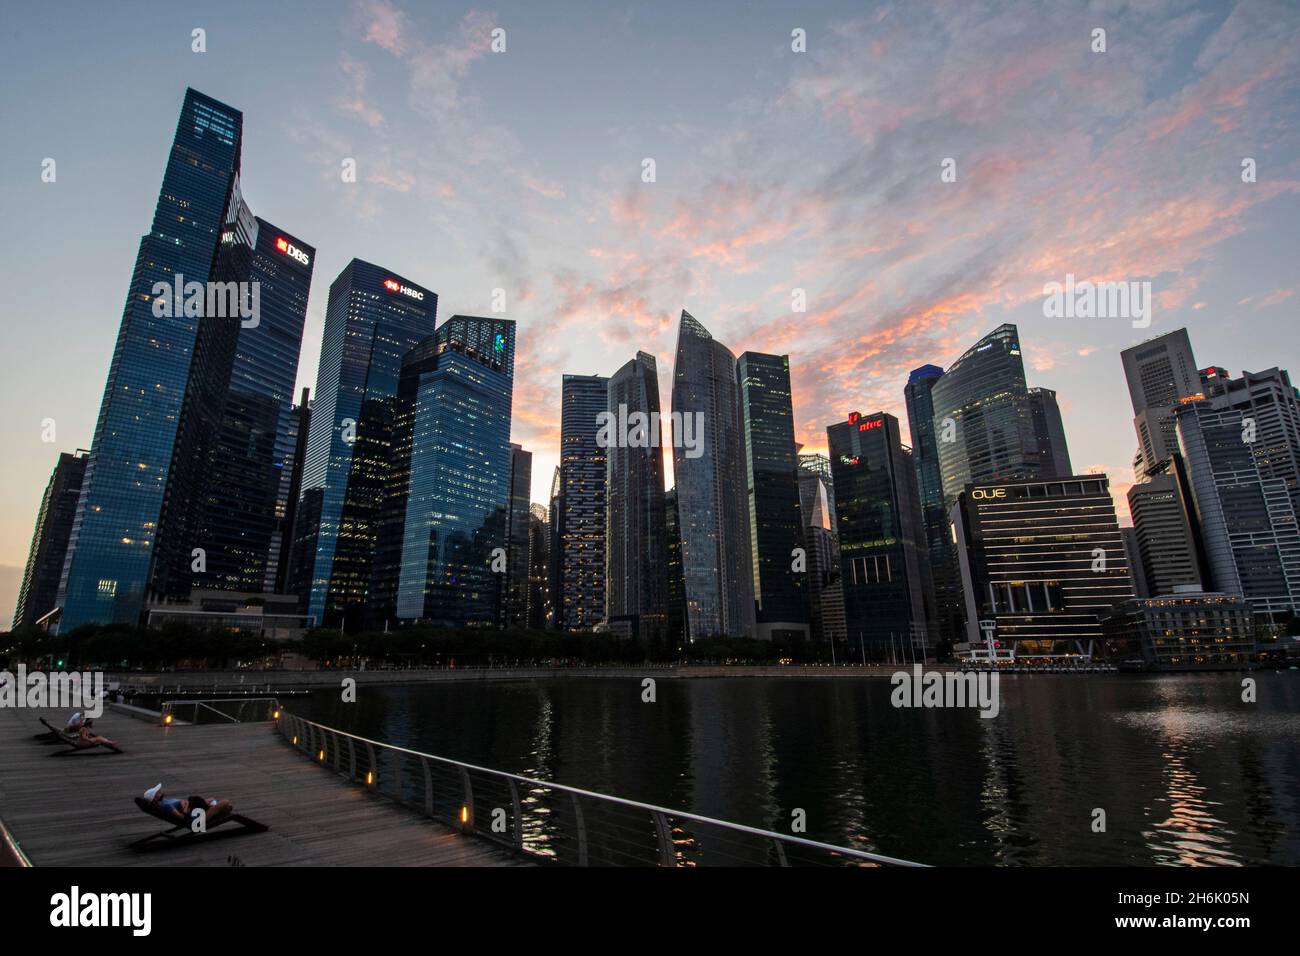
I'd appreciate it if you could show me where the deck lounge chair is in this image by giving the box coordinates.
[130,796,268,850]
[38,717,123,754]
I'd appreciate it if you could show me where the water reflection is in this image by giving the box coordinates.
[303,672,1300,865]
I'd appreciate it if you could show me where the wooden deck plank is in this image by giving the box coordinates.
[0,706,531,867]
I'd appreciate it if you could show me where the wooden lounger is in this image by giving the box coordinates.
[130,796,269,850]
[39,718,124,754]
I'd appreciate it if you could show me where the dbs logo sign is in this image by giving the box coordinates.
[275,237,310,266]
[972,488,1007,500]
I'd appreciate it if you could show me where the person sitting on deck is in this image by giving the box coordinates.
[64,711,85,733]
[76,718,119,749]
[142,783,234,828]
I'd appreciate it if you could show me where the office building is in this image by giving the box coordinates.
[504,444,533,627]
[368,316,515,628]
[299,259,438,628]
[671,311,755,640]
[1103,590,1255,670]
[557,374,609,630]
[797,461,847,647]
[14,451,88,630]
[737,351,808,640]
[58,89,243,630]
[952,474,1135,661]
[605,352,669,641]
[1126,454,1206,596]
[930,324,1071,512]
[1121,329,1201,477]
[828,412,933,657]
[527,503,551,630]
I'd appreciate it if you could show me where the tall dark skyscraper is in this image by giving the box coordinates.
[14,450,88,630]
[369,316,515,628]
[271,388,312,595]
[58,89,243,630]
[505,444,533,627]
[663,488,688,644]
[737,351,807,640]
[149,197,314,602]
[1127,454,1206,597]
[527,503,551,630]
[1027,387,1073,478]
[605,352,669,641]
[671,311,755,640]
[904,364,961,642]
[929,324,1071,512]
[828,412,934,657]
[796,458,847,647]
[299,259,438,628]
[557,373,609,630]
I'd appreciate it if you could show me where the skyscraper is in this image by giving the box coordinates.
[796,459,847,648]
[58,89,243,630]
[828,412,934,657]
[1121,328,1201,477]
[670,311,755,640]
[1126,454,1206,596]
[271,388,312,595]
[505,444,533,627]
[904,364,961,642]
[1175,400,1300,619]
[929,324,1071,512]
[299,259,438,628]
[15,451,88,630]
[148,202,314,602]
[952,474,1134,660]
[369,316,515,628]
[527,503,551,630]
[1027,387,1073,478]
[737,352,808,640]
[605,352,669,641]
[557,374,609,630]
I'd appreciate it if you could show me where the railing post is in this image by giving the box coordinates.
[773,838,789,867]
[347,735,356,779]
[508,778,524,849]
[651,811,674,867]
[571,794,588,867]
[421,757,433,817]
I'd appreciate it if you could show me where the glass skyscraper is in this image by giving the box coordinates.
[827,412,934,657]
[15,450,88,629]
[671,312,755,640]
[369,316,515,628]
[58,89,243,630]
[904,364,961,642]
[737,351,807,640]
[930,324,1071,512]
[299,259,438,628]
[149,196,314,601]
[605,352,669,641]
[557,373,609,630]
[504,444,533,627]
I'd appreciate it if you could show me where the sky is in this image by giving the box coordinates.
[1,0,1298,628]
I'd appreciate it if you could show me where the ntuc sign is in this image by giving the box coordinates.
[383,278,424,301]
[971,488,1007,500]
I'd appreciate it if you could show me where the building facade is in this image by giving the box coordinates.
[671,312,755,640]
[827,412,933,657]
[14,451,89,629]
[1121,328,1201,477]
[58,89,243,630]
[557,374,609,630]
[952,474,1135,660]
[737,351,807,640]
[299,259,438,628]
[605,352,669,641]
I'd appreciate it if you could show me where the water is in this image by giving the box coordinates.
[299,672,1300,865]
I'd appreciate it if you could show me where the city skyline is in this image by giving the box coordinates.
[3,1,1300,628]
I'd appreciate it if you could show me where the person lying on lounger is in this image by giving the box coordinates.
[76,718,119,749]
[65,711,85,733]
[142,783,234,827]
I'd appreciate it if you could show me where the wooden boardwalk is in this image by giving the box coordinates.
[0,705,530,867]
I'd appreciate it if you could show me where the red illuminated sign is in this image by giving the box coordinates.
[858,419,882,432]
[384,278,424,301]
[847,412,860,425]
[275,236,310,266]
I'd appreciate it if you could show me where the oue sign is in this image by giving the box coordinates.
[972,488,1007,500]
[275,237,310,266]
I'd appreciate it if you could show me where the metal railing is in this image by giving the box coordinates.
[275,710,923,867]
[161,697,282,726]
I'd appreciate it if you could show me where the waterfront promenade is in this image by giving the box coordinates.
[0,704,527,867]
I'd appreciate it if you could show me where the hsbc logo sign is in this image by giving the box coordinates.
[383,278,424,301]
[275,237,310,266]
